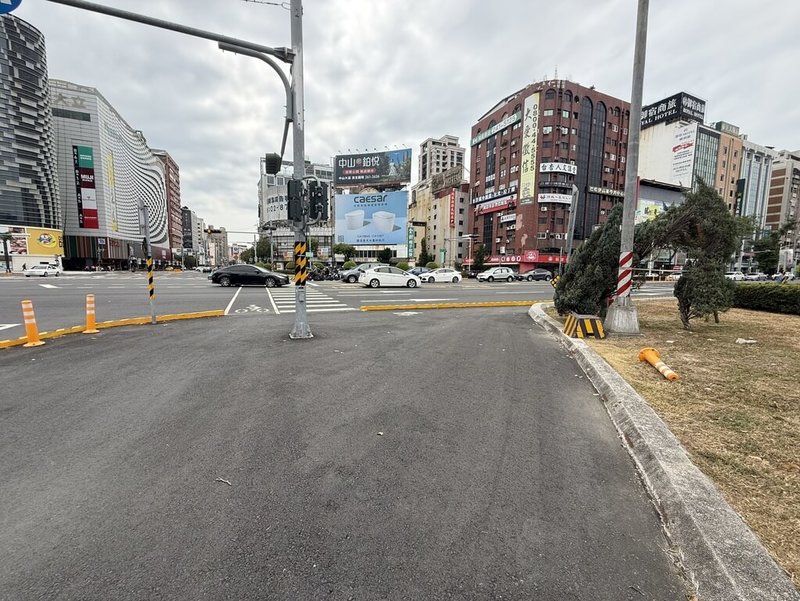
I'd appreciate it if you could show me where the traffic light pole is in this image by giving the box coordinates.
[141,204,156,325]
[288,0,311,339]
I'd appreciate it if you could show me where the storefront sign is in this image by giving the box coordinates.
[499,214,516,223]
[537,193,573,205]
[471,112,521,146]
[588,186,625,198]
[475,198,511,216]
[540,162,577,175]
[471,186,517,205]
[449,189,456,227]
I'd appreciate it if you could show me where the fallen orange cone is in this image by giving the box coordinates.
[638,347,679,381]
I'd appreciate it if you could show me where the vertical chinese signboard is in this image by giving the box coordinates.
[519,92,540,203]
[449,189,456,227]
[72,145,98,228]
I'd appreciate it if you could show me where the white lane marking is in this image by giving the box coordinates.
[39,284,59,289]
[0,324,19,331]
[266,288,280,315]
[410,298,456,302]
[224,287,243,315]
[393,312,419,316]
[278,307,356,313]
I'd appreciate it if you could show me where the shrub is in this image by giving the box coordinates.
[733,283,800,315]
[426,261,439,269]
[397,262,409,271]
[285,261,295,271]
[313,261,325,270]
[342,260,356,270]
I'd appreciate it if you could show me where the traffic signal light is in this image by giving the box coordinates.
[308,181,329,220]
[287,179,304,221]
[206,227,222,234]
[263,153,282,176]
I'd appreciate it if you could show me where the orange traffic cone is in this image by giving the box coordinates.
[638,347,679,381]
[21,299,44,347]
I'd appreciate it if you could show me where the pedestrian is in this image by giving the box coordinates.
[22,263,27,270]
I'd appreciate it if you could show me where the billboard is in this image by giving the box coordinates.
[519,92,540,202]
[72,145,99,228]
[641,92,706,129]
[334,191,408,245]
[334,149,412,186]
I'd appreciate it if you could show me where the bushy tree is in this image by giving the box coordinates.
[342,260,356,269]
[256,236,272,260]
[377,247,393,264]
[418,238,432,266]
[426,261,440,269]
[554,205,623,318]
[333,243,356,262]
[674,262,735,329]
[397,261,409,271]
[473,243,487,272]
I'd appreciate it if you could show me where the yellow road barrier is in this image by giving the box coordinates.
[563,313,606,339]
[83,293,99,334]
[21,299,44,347]
[638,347,679,381]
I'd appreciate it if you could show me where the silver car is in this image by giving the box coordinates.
[477,266,516,282]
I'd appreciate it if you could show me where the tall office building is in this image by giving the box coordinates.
[468,79,630,272]
[418,135,465,182]
[50,79,169,269]
[738,140,776,228]
[767,150,800,272]
[0,15,61,270]
[153,149,183,258]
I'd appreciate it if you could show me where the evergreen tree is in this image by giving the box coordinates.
[377,247,393,264]
[473,243,487,272]
[418,237,431,266]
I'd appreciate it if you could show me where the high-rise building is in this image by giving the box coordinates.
[766,150,800,272]
[50,79,169,269]
[738,140,777,228]
[153,149,183,260]
[0,15,61,270]
[468,79,630,272]
[418,135,464,182]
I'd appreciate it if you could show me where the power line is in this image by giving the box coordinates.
[239,0,289,7]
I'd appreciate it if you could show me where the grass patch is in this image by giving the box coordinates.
[553,300,800,586]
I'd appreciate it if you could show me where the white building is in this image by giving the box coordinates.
[418,135,465,183]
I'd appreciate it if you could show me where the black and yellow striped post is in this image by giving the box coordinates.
[563,312,606,339]
[294,241,308,286]
[146,254,156,324]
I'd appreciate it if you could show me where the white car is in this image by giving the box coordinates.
[24,264,61,277]
[724,271,745,281]
[359,266,420,288]
[421,268,462,283]
[477,266,516,282]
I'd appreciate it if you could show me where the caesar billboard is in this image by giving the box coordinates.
[334,149,412,186]
[335,191,408,245]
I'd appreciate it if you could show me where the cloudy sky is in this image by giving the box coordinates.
[14,0,800,243]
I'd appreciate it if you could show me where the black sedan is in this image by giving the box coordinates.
[209,264,290,287]
[516,268,553,282]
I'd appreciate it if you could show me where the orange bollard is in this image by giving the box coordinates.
[638,347,679,381]
[83,293,99,334]
[21,299,45,347]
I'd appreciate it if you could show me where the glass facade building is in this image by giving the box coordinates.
[0,15,60,229]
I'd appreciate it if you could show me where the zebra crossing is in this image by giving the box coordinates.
[267,285,355,314]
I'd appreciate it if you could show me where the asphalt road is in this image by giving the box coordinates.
[0,270,674,339]
[0,308,689,600]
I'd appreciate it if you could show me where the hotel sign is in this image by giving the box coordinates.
[641,92,706,129]
[540,162,577,175]
[471,112,521,146]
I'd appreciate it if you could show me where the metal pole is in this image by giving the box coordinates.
[605,0,648,334]
[565,184,578,265]
[289,0,311,339]
[1,235,11,273]
[142,205,156,324]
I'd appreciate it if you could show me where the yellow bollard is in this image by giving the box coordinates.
[21,299,45,347]
[83,293,99,334]
[638,347,679,381]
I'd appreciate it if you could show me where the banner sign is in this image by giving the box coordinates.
[475,198,511,216]
[519,93,540,202]
[588,186,625,198]
[449,189,456,227]
[334,149,412,186]
[72,145,99,228]
[641,92,706,129]
[537,193,573,204]
[334,190,408,245]
[471,112,521,146]
[471,186,517,205]
[540,162,577,175]
[407,225,415,258]
[499,213,517,223]
[431,165,464,193]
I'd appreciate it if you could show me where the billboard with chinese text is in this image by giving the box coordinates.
[519,92,540,202]
[334,149,412,186]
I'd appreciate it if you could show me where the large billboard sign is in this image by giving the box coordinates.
[72,145,99,228]
[334,149,412,186]
[335,190,408,245]
[641,92,706,129]
[519,92,540,202]
[431,164,464,193]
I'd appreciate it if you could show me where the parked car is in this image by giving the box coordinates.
[515,268,552,282]
[724,271,745,281]
[340,262,388,283]
[358,266,420,288]
[477,266,516,282]
[744,272,767,281]
[209,264,289,287]
[408,266,430,277]
[421,268,462,283]
[24,264,61,277]
[665,272,683,281]
[462,269,479,279]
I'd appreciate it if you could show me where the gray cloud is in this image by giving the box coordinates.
[15,0,800,241]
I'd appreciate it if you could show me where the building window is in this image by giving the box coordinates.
[561,110,570,119]
[543,126,553,134]
[543,109,554,117]
[537,231,547,238]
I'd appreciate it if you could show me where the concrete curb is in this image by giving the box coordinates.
[528,302,799,601]
[0,310,224,350]
[361,300,535,311]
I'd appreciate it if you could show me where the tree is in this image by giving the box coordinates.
[239,248,253,264]
[418,237,432,266]
[473,243,487,272]
[183,254,197,269]
[669,180,739,328]
[308,237,320,255]
[256,236,272,261]
[377,247,393,264]
[333,243,356,262]
[753,222,792,275]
